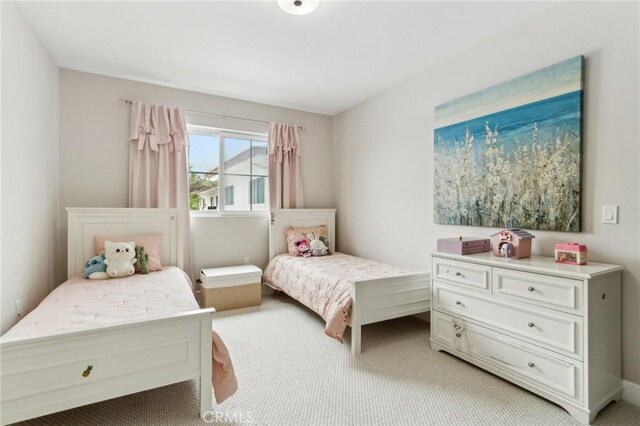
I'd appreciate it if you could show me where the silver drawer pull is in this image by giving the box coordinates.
[527,322,535,328]
[528,362,535,368]
[527,286,535,292]
[456,300,462,305]
[455,272,463,276]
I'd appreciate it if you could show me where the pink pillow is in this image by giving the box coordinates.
[94,234,163,271]
[284,225,330,256]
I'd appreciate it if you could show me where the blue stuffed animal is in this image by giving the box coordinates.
[84,255,108,279]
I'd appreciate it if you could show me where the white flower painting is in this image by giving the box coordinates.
[434,56,583,232]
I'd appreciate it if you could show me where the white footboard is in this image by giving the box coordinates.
[350,272,430,355]
[0,308,214,425]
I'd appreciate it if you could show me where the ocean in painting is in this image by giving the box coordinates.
[435,91,581,151]
[433,57,583,232]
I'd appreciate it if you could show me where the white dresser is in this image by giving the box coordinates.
[430,252,623,424]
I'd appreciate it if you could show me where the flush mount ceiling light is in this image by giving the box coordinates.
[277,0,320,16]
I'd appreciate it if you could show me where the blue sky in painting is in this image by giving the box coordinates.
[435,56,583,128]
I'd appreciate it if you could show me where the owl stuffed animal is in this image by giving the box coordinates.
[103,241,137,278]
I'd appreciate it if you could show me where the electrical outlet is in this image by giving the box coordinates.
[15,300,22,319]
[243,256,250,265]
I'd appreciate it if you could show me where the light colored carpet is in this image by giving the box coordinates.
[17,294,640,425]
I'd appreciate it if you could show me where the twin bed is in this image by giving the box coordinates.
[264,209,431,355]
[0,208,232,425]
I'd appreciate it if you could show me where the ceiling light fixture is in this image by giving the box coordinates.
[277,0,320,16]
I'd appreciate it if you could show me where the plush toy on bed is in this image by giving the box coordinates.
[294,238,311,258]
[134,245,149,274]
[307,232,329,256]
[103,241,137,278]
[84,255,108,280]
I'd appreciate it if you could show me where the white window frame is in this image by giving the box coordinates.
[188,124,269,217]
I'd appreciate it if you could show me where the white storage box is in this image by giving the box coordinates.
[200,265,262,311]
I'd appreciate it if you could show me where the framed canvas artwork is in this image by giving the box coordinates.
[434,56,583,232]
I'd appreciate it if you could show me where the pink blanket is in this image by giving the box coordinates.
[1,267,238,404]
[212,330,238,403]
[263,253,409,342]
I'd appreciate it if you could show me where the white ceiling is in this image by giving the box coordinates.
[18,1,557,115]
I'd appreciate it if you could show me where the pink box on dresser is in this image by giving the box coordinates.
[437,237,490,255]
[554,242,588,265]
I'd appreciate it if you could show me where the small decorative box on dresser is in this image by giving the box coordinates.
[430,252,623,424]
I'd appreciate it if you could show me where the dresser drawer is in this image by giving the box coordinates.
[493,268,583,314]
[433,284,583,358]
[432,257,490,292]
[432,311,583,403]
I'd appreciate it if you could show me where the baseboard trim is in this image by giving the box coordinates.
[623,379,640,406]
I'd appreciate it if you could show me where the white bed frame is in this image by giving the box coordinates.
[0,208,214,425]
[269,209,431,355]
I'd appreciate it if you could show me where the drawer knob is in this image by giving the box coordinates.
[455,272,462,277]
[455,332,461,338]
[456,300,462,305]
[527,286,535,292]
[528,362,535,368]
[527,322,535,328]
[82,365,93,377]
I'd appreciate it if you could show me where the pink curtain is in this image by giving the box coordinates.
[129,102,193,280]
[268,122,304,209]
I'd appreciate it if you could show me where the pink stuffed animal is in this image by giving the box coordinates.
[294,238,311,258]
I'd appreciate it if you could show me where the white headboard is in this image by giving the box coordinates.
[67,208,184,278]
[269,209,336,260]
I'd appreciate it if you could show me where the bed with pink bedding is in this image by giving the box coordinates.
[264,252,413,343]
[2,267,237,406]
[3,267,199,339]
[267,209,431,355]
[0,208,236,424]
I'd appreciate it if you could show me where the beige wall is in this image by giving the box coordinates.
[1,2,59,334]
[333,1,640,385]
[58,69,333,282]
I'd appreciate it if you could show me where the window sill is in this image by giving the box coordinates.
[190,211,269,219]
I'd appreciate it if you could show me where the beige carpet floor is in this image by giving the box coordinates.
[17,293,640,425]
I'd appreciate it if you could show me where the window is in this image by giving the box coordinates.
[188,126,268,213]
[251,177,266,205]
[224,185,235,206]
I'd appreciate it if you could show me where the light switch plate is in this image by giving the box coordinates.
[602,205,618,224]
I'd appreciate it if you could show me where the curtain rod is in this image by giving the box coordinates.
[119,98,303,130]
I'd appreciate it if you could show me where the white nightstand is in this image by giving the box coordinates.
[200,265,262,311]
